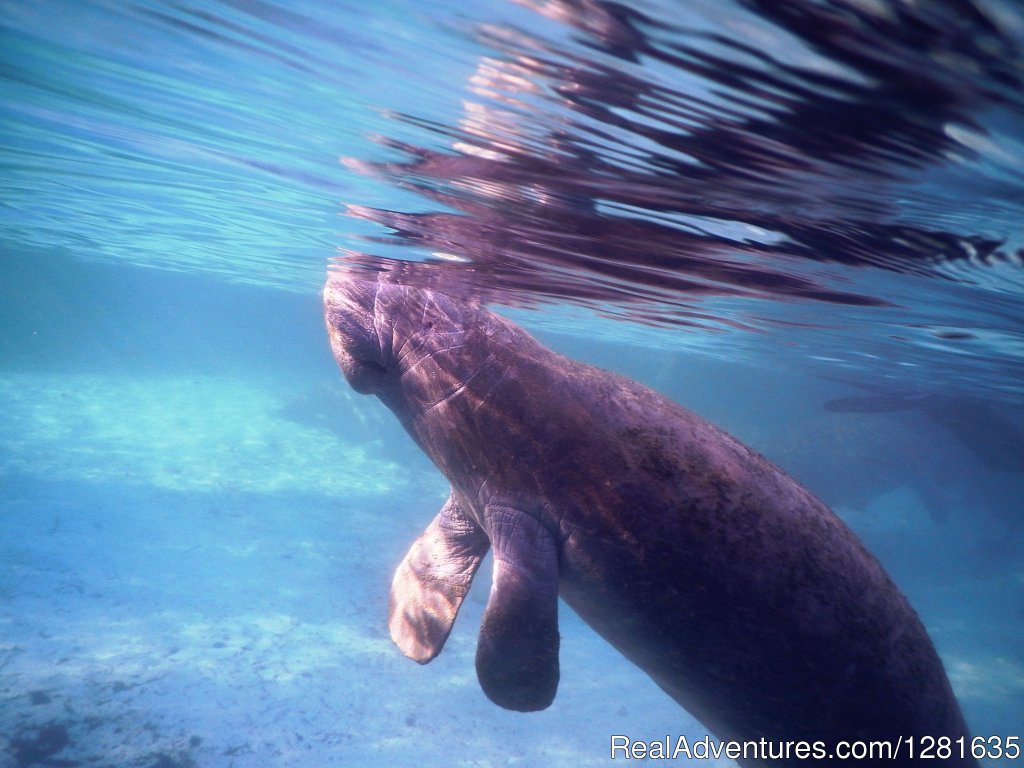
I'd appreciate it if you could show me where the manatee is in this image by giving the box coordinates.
[825,392,1024,474]
[324,275,975,765]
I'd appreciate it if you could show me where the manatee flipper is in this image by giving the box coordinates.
[475,505,560,712]
[389,494,489,663]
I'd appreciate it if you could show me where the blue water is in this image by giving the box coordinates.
[2,1,1023,766]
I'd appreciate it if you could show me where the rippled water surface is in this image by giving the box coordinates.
[2,1,1023,766]
[4,0,1024,392]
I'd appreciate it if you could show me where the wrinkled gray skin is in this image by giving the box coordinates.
[324,276,974,766]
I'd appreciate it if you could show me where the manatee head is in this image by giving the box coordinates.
[323,275,478,406]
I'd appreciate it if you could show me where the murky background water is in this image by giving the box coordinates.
[2,1,1023,766]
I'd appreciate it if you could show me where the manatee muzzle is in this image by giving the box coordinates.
[324,277,389,394]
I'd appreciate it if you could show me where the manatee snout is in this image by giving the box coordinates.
[323,277,389,393]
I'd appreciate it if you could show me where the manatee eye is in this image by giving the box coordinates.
[425,320,434,329]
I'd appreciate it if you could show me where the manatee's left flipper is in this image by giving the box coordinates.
[389,494,490,663]
[476,505,560,712]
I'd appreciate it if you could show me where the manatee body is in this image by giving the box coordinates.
[324,276,974,766]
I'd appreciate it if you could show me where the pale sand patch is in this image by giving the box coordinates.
[0,373,404,497]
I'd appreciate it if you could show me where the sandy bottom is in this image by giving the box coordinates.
[1,372,1020,766]
[0,372,700,767]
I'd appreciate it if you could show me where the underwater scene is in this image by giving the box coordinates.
[2,1,1023,766]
